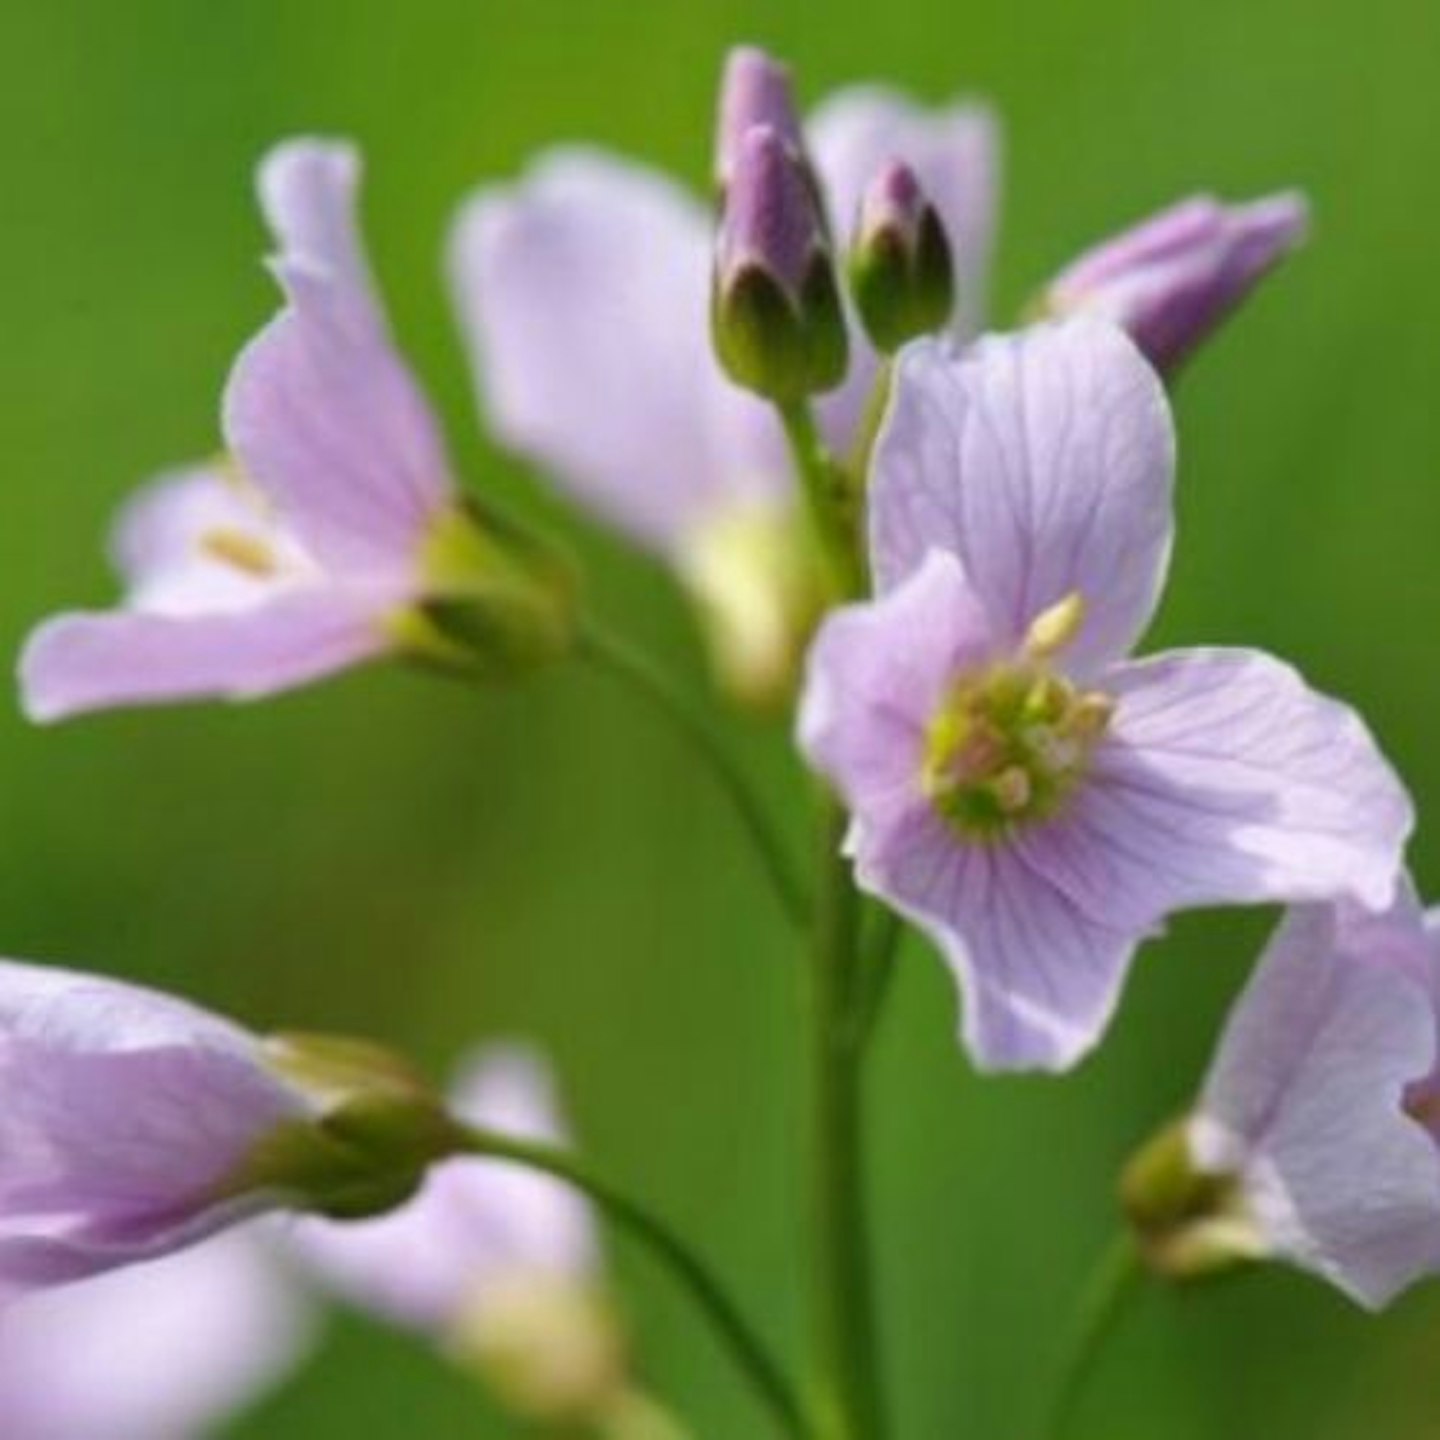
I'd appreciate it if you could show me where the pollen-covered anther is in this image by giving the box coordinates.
[201,528,281,577]
[921,654,1115,837]
[1023,589,1086,659]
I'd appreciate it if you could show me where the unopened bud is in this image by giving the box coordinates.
[715,45,805,192]
[712,126,847,402]
[1043,192,1310,374]
[1120,1116,1267,1282]
[848,161,956,353]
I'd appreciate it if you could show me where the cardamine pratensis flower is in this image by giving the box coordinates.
[799,318,1411,1071]
[0,1227,313,1439]
[0,959,456,1292]
[449,47,997,702]
[1122,888,1440,1307]
[20,138,573,723]
[292,1044,623,1426]
[1043,192,1310,374]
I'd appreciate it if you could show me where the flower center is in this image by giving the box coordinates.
[920,593,1114,837]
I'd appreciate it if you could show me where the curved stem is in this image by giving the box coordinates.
[1043,1235,1143,1440]
[579,621,809,928]
[806,795,886,1440]
[451,1124,810,1440]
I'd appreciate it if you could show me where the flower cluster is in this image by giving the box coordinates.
[1,36,1431,1440]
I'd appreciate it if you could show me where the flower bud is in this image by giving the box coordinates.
[712,126,848,402]
[1043,192,1310,373]
[397,498,578,680]
[715,45,805,192]
[848,161,956,353]
[1119,1116,1266,1282]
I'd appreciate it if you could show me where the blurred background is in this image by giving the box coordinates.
[3,0,1440,1435]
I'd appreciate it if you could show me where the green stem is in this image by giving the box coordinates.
[806,795,886,1440]
[1042,1235,1143,1440]
[776,400,864,600]
[579,621,809,928]
[451,1125,810,1440]
[848,360,894,484]
[850,907,904,1048]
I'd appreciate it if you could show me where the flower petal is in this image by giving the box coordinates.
[798,549,999,819]
[450,150,783,553]
[110,463,322,617]
[851,804,1139,1071]
[1194,902,1440,1308]
[870,321,1175,674]
[20,590,390,722]
[224,139,454,573]
[0,1226,312,1440]
[1026,647,1413,935]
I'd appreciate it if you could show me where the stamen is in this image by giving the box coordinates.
[1024,591,1086,659]
[201,528,279,577]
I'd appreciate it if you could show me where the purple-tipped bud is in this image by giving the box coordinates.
[712,126,847,401]
[1045,192,1310,373]
[715,45,805,191]
[849,160,956,353]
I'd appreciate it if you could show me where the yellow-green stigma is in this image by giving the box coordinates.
[920,593,1114,838]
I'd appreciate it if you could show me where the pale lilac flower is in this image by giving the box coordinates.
[0,959,451,1291]
[293,1045,620,1420]
[0,1226,313,1440]
[1045,192,1310,373]
[21,138,567,723]
[799,318,1411,1071]
[449,55,997,698]
[1130,890,1440,1308]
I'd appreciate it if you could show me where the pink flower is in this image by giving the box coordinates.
[1128,889,1440,1308]
[0,958,452,1292]
[0,1227,313,1440]
[20,138,569,723]
[1045,193,1309,373]
[799,318,1411,1071]
[449,57,997,699]
[293,1044,621,1421]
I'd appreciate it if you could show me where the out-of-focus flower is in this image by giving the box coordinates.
[799,318,1411,1072]
[1122,889,1440,1308]
[449,48,997,702]
[292,1044,623,1425]
[1043,193,1309,373]
[712,124,848,403]
[0,1227,313,1440]
[847,160,956,354]
[20,138,573,723]
[0,959,455,1291]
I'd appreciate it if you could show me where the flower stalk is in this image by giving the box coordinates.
[451,1124,809,1440]
[805,795,887,1440]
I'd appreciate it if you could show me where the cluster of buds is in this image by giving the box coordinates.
[711,48,959,403]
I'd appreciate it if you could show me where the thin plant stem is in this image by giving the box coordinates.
[805,794,886,1440]
[1043,1234,1144,1440]
[579,621,809,928]
[850,906,904,1047]
[451,1124,811,1440]
[776,400,865,599]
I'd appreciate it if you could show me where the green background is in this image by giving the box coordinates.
[3,1,1440,1435]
